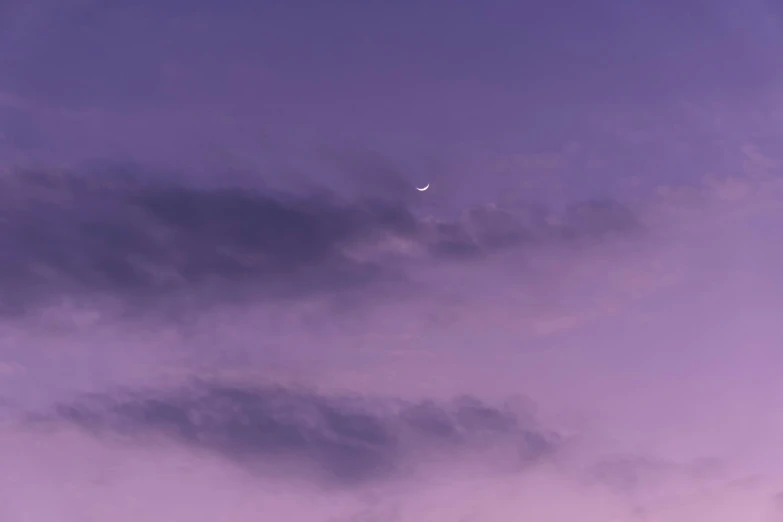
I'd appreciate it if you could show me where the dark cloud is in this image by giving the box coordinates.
[52,383,560,485]
[0,164,642,315]
[0,166,419,313]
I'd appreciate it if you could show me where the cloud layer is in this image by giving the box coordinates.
[0,165,641,316]
[1,149,783,521]
[51,383,559,486]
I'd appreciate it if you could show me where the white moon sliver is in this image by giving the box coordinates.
[416,184,430,191]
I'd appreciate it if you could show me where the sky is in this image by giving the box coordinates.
[2,1,783,520]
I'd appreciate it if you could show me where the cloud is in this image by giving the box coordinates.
[0,145,778,521]
[51,382,561,486]
[0,164,642,316]
[0,166,417,313]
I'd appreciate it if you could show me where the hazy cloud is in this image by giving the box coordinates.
[52,382,560,485]
[0,165,641,315]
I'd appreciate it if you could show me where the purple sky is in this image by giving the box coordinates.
[2,1,783,520]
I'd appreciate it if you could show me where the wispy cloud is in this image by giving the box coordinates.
[0,164,642,316]
[50,382,560,486]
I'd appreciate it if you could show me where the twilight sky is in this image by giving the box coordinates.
[3,1,783,521]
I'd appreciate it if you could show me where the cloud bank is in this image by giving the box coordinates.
[0,164,641,317]
[49,382,559,487]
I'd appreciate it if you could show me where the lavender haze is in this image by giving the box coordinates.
[2,1,783,521]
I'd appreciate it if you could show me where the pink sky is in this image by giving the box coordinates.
[2,1,783,520]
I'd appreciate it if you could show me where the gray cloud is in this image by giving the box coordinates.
[0,164,641,316]
[52,383,561,485]
[0,165,417,313]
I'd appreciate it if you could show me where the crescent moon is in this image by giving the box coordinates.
[416,184,430,191]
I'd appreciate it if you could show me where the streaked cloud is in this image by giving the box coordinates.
[50,382,560,485]
[0,164,642,316]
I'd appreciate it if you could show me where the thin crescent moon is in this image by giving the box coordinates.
[416,184,430,191]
